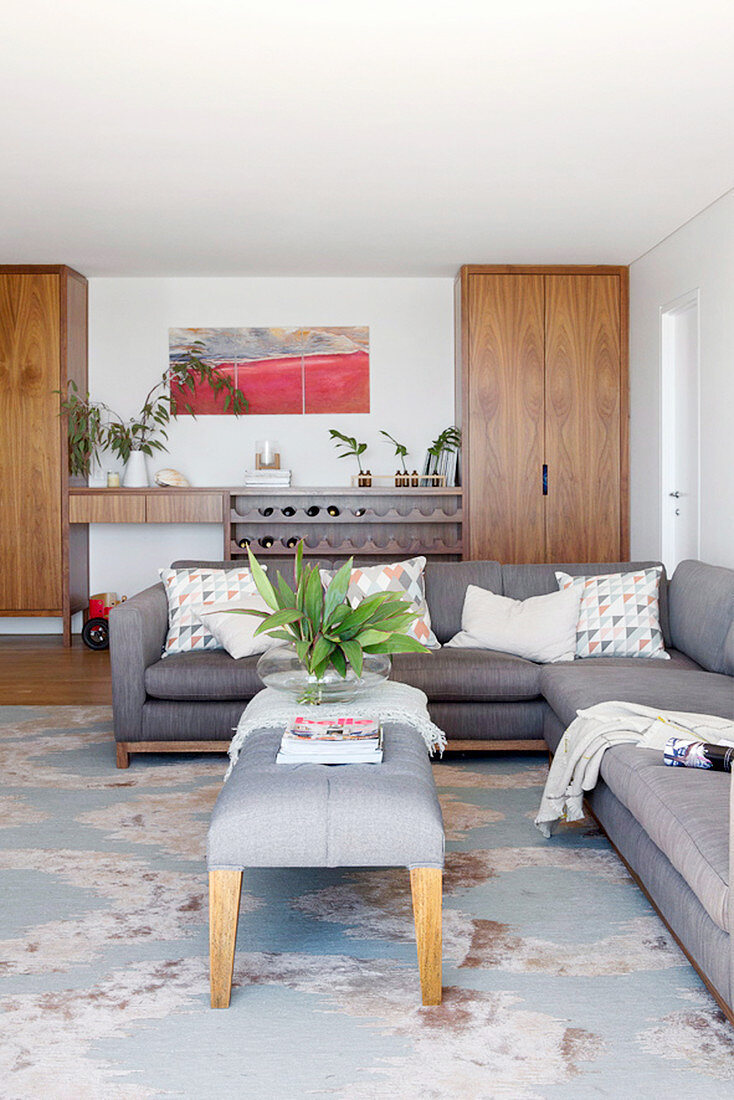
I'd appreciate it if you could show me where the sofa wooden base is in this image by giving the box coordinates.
[115,737,547,767]
[115,741,228,768]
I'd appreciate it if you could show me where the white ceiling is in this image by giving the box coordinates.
[2,0,733,276]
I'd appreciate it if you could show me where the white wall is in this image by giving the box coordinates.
[630,190,734,570]
[3,277,454,633]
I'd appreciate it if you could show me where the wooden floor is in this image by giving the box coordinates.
[0,635,112,704]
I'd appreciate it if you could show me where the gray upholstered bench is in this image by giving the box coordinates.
[207,723,445,1008]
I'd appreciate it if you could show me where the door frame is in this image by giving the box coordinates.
[659,288,701,570]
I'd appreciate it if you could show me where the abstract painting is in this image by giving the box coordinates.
[168,327,370,415]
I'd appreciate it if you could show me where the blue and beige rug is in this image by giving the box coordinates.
[1,706,733,1098]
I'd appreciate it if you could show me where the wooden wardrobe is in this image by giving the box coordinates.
[0,266,89,642]
[455,265,629,563]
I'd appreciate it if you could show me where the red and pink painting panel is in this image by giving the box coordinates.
[168,327,370,414]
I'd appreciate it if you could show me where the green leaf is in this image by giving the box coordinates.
[363,635,431,654]
[322,557,353,623]
[339,638,363,677]
[310,634,334,669]
[354,628,390,647]
[220,607,269,618]
[310,658,330,681]
[330,647,347,678]
[276,572,296,610]
[365,612,417,634]
[293,539,304,590]
[246,547,279,610]
[295,639,310,664]
[254,608,303,635]
[263,629,298,643]
[303,567,324,631]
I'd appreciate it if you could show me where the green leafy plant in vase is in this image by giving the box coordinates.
[229,541,430,704]
[329,428,371,486]
[60,340,248,481]
[380,429,416,487]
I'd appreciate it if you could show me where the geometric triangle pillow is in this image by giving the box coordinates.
[555,567,669,660]
[319,556,440,648]
[159,567,264,656]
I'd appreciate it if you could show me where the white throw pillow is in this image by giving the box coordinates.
[200,594,280,660]
[445,584,581,663]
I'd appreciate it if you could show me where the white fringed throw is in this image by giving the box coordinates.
[535,700,734,837]
[226,682,446,779]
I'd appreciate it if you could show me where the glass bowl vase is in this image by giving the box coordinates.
[256,644,390,705]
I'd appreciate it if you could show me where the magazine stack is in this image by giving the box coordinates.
[276,716,383,765]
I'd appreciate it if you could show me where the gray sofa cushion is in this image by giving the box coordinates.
[540,660,733,729]
[423,560,503,643]
[669,559,734,674]
[207,725,445,869]
[598,745,730,933]
[145,651,262,700]
[500,561,671,645]
[390,648,541,702]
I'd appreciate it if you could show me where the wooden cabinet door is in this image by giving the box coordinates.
[0,274,62,611]
[544,275,622,562]
[466,274,545,561]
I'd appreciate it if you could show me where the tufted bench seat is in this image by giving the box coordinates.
[207,723,445,1008]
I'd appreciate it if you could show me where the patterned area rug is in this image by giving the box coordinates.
[1,706,733,1098]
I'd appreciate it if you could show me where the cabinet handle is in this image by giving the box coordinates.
[542,464,548,496]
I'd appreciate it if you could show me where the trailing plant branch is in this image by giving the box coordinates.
[59,340,248,476]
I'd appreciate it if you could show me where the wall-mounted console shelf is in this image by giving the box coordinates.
[69,486,463,565]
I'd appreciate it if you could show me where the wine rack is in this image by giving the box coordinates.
[226,487,462,562]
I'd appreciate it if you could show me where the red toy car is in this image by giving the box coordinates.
[82,592,126,650]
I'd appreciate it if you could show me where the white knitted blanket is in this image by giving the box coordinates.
[535,700,734,837]
[226,682,446,779]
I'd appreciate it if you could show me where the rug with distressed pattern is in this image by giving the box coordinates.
[1,706,733,1099]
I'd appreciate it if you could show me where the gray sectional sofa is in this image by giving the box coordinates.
[110,556,734,1018]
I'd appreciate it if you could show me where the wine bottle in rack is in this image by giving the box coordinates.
[281,505,296,517]
[352,507,366,517]
[258,506,274,517]
[305,505,320,517]
[283,535,300,549]
[259,535,275,548]
[326,504,340,517]
[237,537,251,549]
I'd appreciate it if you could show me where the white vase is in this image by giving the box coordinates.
[123,449,149,487]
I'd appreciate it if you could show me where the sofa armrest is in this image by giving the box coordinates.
[109,583,168,742]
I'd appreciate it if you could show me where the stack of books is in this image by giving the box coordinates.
[276,716,383,765]
[243,468,292,487]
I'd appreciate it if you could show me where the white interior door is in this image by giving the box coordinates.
[660,291,700,572]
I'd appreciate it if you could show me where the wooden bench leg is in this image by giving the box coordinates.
[410,867,442,1005]
[209,869,242,1008]
[116,743,130,769]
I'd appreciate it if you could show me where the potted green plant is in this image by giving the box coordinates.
[380,429,413,486]
[60,340,248,484]
[230,542,429,703]
[425,426,461,485]
[328,428,371,486]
